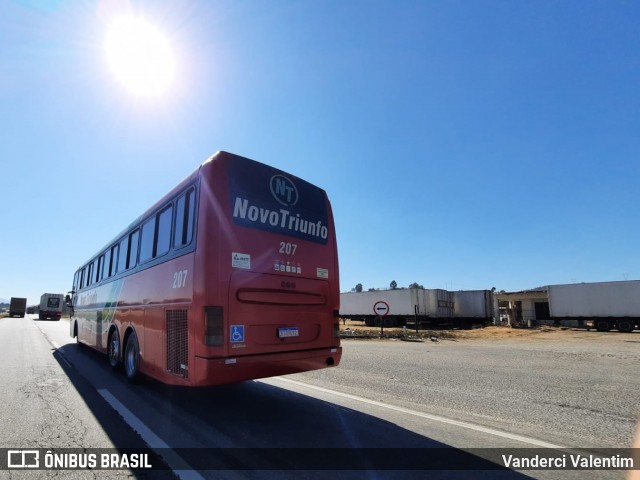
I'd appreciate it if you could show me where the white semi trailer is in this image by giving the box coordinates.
[548,281,640,332]
[340,288,490,328]
[453,290,494,324]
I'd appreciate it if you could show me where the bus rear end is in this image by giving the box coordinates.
[192,152,341,385]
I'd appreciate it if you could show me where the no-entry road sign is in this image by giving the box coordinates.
[373,301,390,317]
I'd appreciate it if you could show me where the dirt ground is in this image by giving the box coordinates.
[339,319,639,343]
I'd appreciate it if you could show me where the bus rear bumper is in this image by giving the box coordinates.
[193,346,342,386]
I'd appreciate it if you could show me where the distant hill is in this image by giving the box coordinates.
[0,299,8,304]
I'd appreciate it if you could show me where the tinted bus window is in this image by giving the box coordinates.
[140,217,155,263]
[118,237,128,273]
[104,249,111,278]
[80,267,86,289]
[109,244,118,276]
[97,254,105,282]
[174,193,186,247]
[87,262,94,287]
[156,205,173,256]
[174,188,195,248]
[128,229,140,269]
[185,189,194,244]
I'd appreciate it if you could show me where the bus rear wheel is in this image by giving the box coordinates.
[108,330,121,370]
[124,332,140,383]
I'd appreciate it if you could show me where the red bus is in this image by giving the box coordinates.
[69,151,341,385]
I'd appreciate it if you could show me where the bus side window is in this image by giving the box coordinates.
[104,248,111,278]
[87,262,94,287]
[97,254,105,283]
[156,205,173,256]
[140,217,155,263]
[185,189,195,245]
[127,229,140,269]
[139,204,174,263]
[80,267,86,290]
[118,237,128,273]
[91,259,98,284]
[174,188,195,248]
[109,244,119,276]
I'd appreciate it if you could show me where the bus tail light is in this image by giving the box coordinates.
[205,306,224,346]
[333,322,340,338]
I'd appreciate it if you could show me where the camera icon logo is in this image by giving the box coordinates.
[7,450,39,468]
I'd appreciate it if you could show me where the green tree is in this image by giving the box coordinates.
[390,280,398,289]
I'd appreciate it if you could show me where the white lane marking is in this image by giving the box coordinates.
[33,325,72,367]
[263,377,565,449]
[98,389,205,480]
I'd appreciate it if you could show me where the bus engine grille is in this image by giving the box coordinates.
[166,309,189,378]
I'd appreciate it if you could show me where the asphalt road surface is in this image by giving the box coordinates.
[0,315,637,479]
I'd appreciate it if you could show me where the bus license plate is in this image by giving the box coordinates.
[278,327,299,338]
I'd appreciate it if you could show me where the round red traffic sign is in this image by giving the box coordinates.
[373,301,390,317]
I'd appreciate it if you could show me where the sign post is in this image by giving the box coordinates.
[373,301,390,337]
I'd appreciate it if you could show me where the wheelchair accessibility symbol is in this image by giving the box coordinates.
[230,325,245,343]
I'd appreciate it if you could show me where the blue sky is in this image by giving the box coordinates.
[1,0,639,305]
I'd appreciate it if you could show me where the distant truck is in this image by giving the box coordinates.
[548,281,640,332]
[39,293,64,320]
[340,288,492,328]
[9,297,27,318]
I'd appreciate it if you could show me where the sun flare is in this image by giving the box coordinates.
[104,16,175,97]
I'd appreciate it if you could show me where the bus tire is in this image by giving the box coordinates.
[617,320,634,333]
[124,332,140,383]
[72,321,82,347]
[108,329,121,370]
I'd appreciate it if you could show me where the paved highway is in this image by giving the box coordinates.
[0,315,636,479]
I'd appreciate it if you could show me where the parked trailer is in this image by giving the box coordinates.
[340,289,418,327]
[453,290,494,325]
[9,297,27,318]
[410,289,454,328]
[39,293,64,320]
[548,281,640,332]
[340,288,460,328]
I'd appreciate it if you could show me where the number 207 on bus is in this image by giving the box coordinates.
[68,151,342,386]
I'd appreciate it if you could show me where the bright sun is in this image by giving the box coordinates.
[104,16,175,97]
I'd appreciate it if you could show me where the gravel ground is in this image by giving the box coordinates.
[293,328,640,449]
